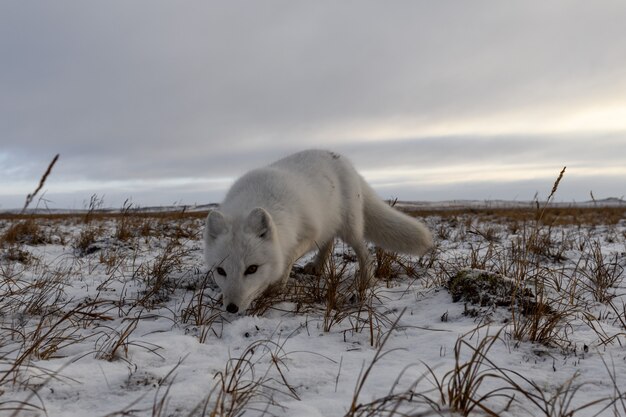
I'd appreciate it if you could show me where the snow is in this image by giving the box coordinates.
[1,210,626,416]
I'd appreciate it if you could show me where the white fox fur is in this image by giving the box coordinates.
[203,149,433,314]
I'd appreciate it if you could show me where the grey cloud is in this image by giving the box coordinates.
[342,133,626,171]
[11,133,624,186]
[1,1,626,207]
[377,175,626,204]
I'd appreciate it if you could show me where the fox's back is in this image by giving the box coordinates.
[220,150,362,241]
[224,150,355,204]
[270,149,363,206]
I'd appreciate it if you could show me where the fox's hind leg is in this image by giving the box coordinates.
[344,237,374,298]
[340,199,374,297]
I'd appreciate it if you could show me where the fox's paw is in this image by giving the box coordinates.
[302,261,322,276]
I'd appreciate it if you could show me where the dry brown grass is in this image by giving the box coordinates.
[21,154,60,213]
[1,219,49,246]
[424,329,512,416]
[403,206,626,227]
[181,270,225,342]
[3,203,624,227]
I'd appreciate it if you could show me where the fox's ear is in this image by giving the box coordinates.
[205,210,228,240]
[244,207,273,239]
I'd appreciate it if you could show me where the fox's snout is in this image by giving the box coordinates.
[205,207,285,316]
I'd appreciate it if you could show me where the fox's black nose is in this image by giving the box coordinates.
[226,303,239,314]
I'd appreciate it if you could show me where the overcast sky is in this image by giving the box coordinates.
[2,1,626,209]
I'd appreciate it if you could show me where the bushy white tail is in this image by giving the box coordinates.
[362,180,433,255]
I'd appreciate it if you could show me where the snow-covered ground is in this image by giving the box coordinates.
[1,208,625,416]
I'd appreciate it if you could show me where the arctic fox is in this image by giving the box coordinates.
[203,149,433,314]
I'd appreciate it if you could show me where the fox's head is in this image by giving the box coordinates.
[203,207,285,314]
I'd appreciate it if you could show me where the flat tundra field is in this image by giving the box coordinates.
[1,203,626,416]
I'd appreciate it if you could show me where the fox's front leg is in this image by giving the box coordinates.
[303,241,333,276]
[282,240,315,285]
[279,261,295,288]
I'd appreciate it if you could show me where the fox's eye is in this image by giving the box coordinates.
[244,265,258,275]
[216,267,227,276]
